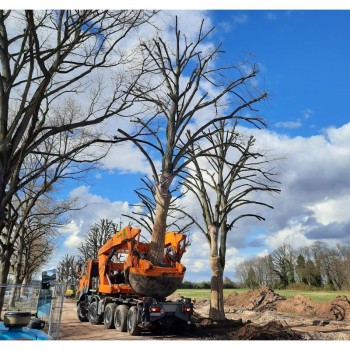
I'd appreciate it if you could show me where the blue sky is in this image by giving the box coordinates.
[211,10,350,137]
[21,7,350,282]
[78,9,350,195]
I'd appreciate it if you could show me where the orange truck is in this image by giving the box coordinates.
[76,226,193,335]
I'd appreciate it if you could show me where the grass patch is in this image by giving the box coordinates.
[175,288,350,303]
[175,289,247,300]
[276,290,350,302]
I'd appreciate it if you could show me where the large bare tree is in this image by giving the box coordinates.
[115,16,268,265]
[181,121,280,320]
[0,9,153,288]
[77,219,120,261]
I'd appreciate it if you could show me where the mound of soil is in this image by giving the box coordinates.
[189,316,303,340]
[225,286,350,321]
[277,294,318,316]
[234,320,303,340]
[225,285,285,311]
[190,315,304,340]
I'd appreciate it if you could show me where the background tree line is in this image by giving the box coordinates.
[236,241,350,291]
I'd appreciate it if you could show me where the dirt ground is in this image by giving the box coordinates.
[59,286,350,340]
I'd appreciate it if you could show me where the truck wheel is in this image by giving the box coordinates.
[104,303,117,329]
[88,301,103,325]
[127,306,140,335]
[114,304,129,332]
[77,301,88,322]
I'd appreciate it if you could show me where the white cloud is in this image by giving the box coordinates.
[64,229,83,248]
[243,122,350,250]
[274,120,302,129]
[257,249,270,258]
[60,186,133,247]
[326,122,350,148]
[234,14,249,24]
[263,222,312,250]
[307,195,350,225]
[100,143,158,176]
[58,221,83,249]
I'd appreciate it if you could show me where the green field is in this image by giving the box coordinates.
[175,288,350,303]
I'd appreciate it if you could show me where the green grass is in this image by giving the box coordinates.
[175,288,245,300]
[175,288,350,303]
[276,289,350,302]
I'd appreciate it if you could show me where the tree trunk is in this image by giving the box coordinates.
[209,256,225,320]
[0,250,13,315]
[149,173,172,265]
[208,225,225,321]
[10,240,24,307]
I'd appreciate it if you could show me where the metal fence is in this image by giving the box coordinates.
[0,282,65,339]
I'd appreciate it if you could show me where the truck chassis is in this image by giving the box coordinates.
[77,292,193,335]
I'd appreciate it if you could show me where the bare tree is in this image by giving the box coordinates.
[236,255,277,288]
[180,121,280,320]
[318,244,348,290]
[238,241,350,291]
[2,180,71,311]
[310,241,328,286]
[0,9,154,282]
[78,219,119,261]
[270,244,296,289]
[114,16,268,265]
[0,140,81,312]
[57,254,80,291]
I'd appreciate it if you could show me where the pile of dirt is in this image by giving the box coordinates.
[276,294,350,320]
[234,320,303,340]
[225,287,350,321]
[277,294,318,317]
[225,286,286,312]
[190,316,304,340]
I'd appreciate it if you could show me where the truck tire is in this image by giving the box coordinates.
[127,306,140,335]
[88,301,103,325]
[104,303,117,329]
[77,301,88,322]
[114,304,129,332]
